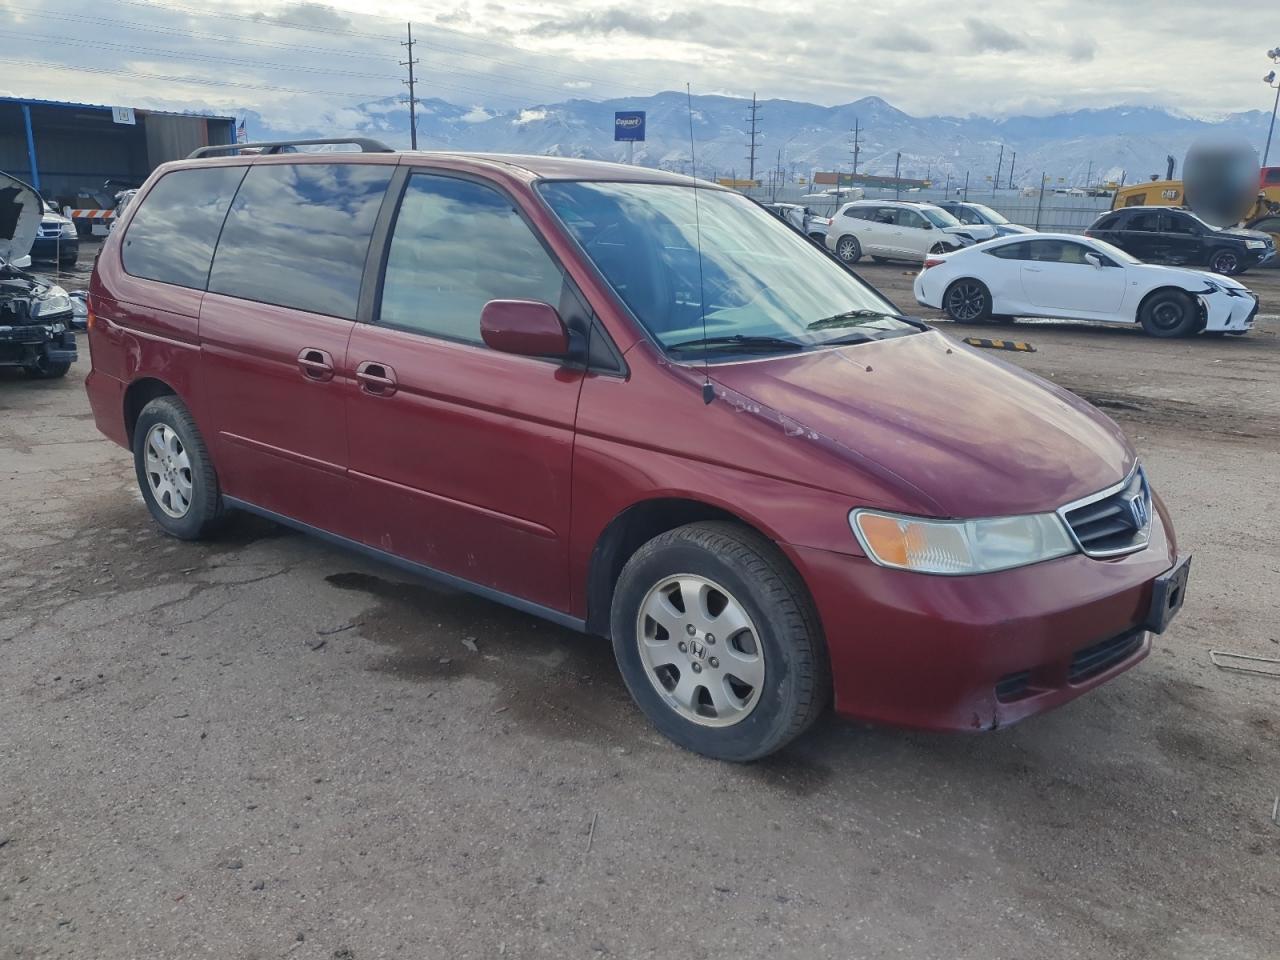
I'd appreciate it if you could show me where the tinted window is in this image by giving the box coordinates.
[379,174,564,344]
[1124,211,1159,232]
[842,206,868,219]
[987,241,1033,260]
[1264,169,1280,185]
[208,163,392,319]
[1093,213,1120,230]
[873,208,897,224]
[1162,213,1200,234]
[122,166,246,289]
[1253,217,1280,232]
[1024,239,1092,264]
[953,206,982,224]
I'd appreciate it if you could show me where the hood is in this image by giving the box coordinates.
[1218,226,1272,243]
[1139,261,1250,292]
[708,330,1134,517]
[0,172,40,265]
[944,223,998,241]
[997,223,1036,236]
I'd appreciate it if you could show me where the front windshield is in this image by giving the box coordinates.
[920,207,961,228]
[538,181,919,358]
[967,203,1009,225]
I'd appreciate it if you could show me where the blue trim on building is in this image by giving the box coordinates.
[20,103,39,191]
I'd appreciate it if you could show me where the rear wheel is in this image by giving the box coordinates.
[1208,248,1242,276]
[132,396,224,539]
[1139,289,1199,338]
[943,278,993,323]
[610,522,829,762]
[834,235,862,264]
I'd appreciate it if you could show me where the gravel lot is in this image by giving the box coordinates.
[2,252,1278,959]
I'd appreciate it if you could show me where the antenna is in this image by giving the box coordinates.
[686,83,714,405]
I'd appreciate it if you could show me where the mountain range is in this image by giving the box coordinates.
[244,92,1276,188]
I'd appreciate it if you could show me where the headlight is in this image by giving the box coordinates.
[1201,280,1221,293]
[31,285,73,318]
[59,221,77,239]
[1245,239,1266,249]
[850,508,1076,575]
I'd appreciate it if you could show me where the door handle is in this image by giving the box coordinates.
[355,360,398,396]
[1024,267,1043,273]
[297,347,335,382]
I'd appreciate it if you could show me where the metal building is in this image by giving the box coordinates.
[0,97,236,212]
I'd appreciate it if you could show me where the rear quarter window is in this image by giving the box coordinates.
[122,166,247,290]
[1092,213,1120,230]
[207,162,393,319]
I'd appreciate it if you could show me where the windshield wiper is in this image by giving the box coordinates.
[806,309,907,330]
[666,334,804,354]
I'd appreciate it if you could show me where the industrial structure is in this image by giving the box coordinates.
[0,97,236,224]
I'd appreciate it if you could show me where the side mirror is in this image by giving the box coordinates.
[480,300,570,358]
[1084,252,1105,269]
[920,221,933,230]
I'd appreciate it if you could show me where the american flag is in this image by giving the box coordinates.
[236,119,247,144]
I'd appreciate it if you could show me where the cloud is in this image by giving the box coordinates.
[251,2,352,31]
[515,107,547,124]
[1065,36,1098,63]
[963,17,1028,52]
[460,106,493,123]
[874,28,935,53]
[529,8,707,39]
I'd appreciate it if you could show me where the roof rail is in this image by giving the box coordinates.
[187,137,395,159]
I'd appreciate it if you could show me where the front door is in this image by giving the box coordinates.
[894,207,932,259]
[345,171,585,612]
[199,160,394,538]
[1019,239,1126,315]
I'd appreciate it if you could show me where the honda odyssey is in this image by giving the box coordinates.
[85,140,1190,761]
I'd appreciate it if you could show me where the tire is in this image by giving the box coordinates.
[943,278,993,323]
[834,235,862,264]
[1208,248,1242,276]
[132,395,224,539]
[610,521,829,762]
[24,357,71,379]
[1138,289,1199,338]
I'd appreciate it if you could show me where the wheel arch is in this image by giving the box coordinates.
[584,497,793,638]
[1135,284,1207,331]
[123,377,178,447]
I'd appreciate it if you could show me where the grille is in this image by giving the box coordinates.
[1061,468,1151,558]
[38,225,64,238]
[994,670,1032,703]
[1069,629,1144,684]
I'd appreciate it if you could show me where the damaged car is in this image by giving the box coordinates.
[1,172,79,378]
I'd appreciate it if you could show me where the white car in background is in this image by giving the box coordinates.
[825,199,997,265]
[914,233,1259,337]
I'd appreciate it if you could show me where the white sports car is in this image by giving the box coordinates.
[913,233,1259,337]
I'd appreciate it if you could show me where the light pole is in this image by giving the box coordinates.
[1263,47,1280,167]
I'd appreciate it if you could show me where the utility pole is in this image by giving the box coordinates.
[893,152,901,200]
[1007,151,1016,189]
[745,93,761,185]
[1085,160,1093,190]
[400,23,420,150]
[963,170,969,201]
[993,144,1004,197]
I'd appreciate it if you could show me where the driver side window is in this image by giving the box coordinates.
[379,174,564,344]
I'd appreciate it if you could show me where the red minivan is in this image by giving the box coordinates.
[85,140,1190,761]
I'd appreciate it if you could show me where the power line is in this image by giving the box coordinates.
[401,23,420,150]
[746,92,760,183]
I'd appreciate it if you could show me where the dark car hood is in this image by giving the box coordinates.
[709,330,1135,517]
[0,171,40,264]
[1219,226,1272,242]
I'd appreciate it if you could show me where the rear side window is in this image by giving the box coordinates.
[1125,211,1159,232]
[208,163,392,319]
[987,241,1032,260]
[122,166,246,290]
[378,174,564,344]
[1092,213,1120,230]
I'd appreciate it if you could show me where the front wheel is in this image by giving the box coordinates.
[943,278,993,323]
[1208,249,1242,276]
[1139,289,1199,338]
[610,522,829,762]
[834,235,862,264]
[132,396,224,539]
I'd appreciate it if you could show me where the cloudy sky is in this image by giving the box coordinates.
[0,0,1275,128]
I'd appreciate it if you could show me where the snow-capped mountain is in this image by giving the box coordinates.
[243,92,1275,187]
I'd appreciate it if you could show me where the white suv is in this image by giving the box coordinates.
[825,200,997,265]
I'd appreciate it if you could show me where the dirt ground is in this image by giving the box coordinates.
[1,252,1278,959]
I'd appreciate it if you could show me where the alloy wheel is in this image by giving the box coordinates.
[837,238,858,261]
[635,574,765,728]
[946,282,986,321]
[1211,251,1239,275]
[143,423,194,518]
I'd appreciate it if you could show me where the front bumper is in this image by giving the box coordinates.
[792,502,1180,731]
[0,320,78,367]
[1201,288,1260,333]
[31,236,80,262]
